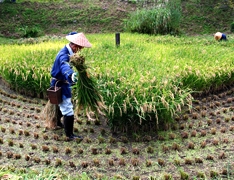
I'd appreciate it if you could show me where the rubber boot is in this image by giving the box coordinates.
[69,115,83,140]
[57,109,64,128]
[63,115,71,138]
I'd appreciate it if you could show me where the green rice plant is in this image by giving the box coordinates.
[2,34,234,131]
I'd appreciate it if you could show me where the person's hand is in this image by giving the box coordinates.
[71,73,78,83]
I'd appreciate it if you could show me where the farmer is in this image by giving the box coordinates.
[51,32,92,140]
[214,32,227,41]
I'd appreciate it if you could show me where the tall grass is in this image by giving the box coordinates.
[126,0,181,35]
[1,33,234,131]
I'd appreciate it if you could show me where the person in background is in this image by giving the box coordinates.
[214,32,227,41]
[51,32,92,140]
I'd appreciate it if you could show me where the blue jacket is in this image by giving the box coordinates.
[221,33,227,41]
[51,46,74,99]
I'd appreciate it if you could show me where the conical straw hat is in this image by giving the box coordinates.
[214,32,222,40]
[66,33,92,48]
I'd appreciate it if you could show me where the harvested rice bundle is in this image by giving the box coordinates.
[69,53,106,120]
[41,101,59,129]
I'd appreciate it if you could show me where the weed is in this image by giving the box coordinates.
[146,160,152,167]
[98,136,105,143]
[120,147,127,155]
[34,133,39,139]
[223,138,229,143]
[6,151,13,159]
[43,134,48,140]
[78,148,83,154]
[93,158,100,166]
[91,147,98,155]
[132,148,140,155]
[45,159,51,165]
[84,137,91,143]
[195,158,203,163]
[188,142,195,149]
[191,130,196,137]
[158,135,165,141]
[164,174,172,180]
[202,105,207,110]
[53,134,59,141]
[206,155,214,160]
[158,159,165,166]
[213,139,219,145]
[105,148,112,154]
[19,143,23,148]
[74,127,78,132]
[69,161,76,168]
[109,137,116,144]
[201,111,206,117]
[1,127,6,132]
[121,136,128,143]
[83,128,88,132]
[221,127,227,133]
[174,116,180,121]
[55,159,62,167]
[108,159,114,166]
[52,146,58,153]
[147,146,154,153]
[219,152,226,159]
[196,172,205,178]
[162,145,169,152]
[185,158,193,165]
[172,143,180,151]
[8,139,14,146]
[25,155,30,161]
[225,117,230,122]
[180,124,185,130]
[221,168,228,175]
[94,119,101,125]
[200,141,206,148]
[210,170,218,178]
[182,132,188,139]
[24,130,30,136]
[119,158,125,166]
[77,119,82,124]
[183,114,189,120]
[76,138,82,143]
[65,147,72,154]
[207,119,212,125]
[211,128,216,135]
[42,145,49,152]
[174,159,180,166]
[100,128,106,135]
[14,154,21,160]
[90,128,94,133]
[9,128,15,134]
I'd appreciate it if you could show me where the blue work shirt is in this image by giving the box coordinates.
[51,45,74,99]
[220,33,227,41]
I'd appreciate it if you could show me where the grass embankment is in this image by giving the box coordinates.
[1,34,234,131]
[0,0,233,38]
[0,0,131,38]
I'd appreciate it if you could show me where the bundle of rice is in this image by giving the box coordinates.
[41,100,59,129]
[69,52,106,120]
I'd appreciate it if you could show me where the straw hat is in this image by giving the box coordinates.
[214,32,222,40]
[66,32,92,48]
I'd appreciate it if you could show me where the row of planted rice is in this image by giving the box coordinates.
[1,33,234,130]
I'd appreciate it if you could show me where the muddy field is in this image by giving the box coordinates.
[0,78,234,179]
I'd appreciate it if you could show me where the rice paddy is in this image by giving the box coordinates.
[1,34,234,179]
